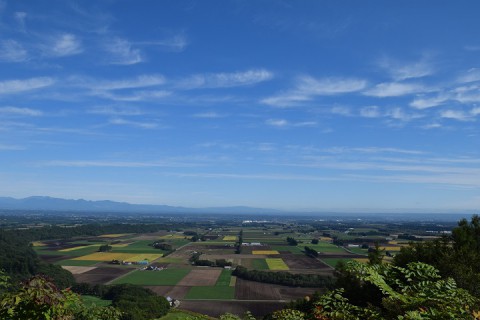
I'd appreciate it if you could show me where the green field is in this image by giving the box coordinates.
[345,247,368,255]
[112,269,190,285]
[308,242,347,253]
[270,245,304,254]
[82,295,112,307]
[184,286,235,300]
[215,269,232,286]
[321,258,352,268]
[56,259,99,266]
[251,258,269,270]
[111,240,165,254]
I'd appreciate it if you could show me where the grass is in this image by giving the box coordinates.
[266,258,289,270]
[346,247,368,255]
[82,295,112,307]
[215,269,232,286]
[55,259,99,266]
[112,269,190,285]
[110,240,165,253]
[307,242,347,253]
[184,286,235,300]
[251,258,269,270]
[270,246,304,254]
[60,245,104,257]
[159,234,189,240]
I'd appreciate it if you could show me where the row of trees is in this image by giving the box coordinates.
[233,266,333,287]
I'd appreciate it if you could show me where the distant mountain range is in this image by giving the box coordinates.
[0,196,282,214]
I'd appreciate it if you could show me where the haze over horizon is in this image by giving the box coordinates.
[1,1,479,212]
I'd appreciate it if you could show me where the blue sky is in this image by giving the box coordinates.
[0,1,479,212]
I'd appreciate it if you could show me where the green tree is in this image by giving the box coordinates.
[0,271,121,320]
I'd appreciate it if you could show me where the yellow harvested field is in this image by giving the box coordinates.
[31,241,46,247]
[159,234,187,239]
[110,244,129,247]
[223,236,237,241]
[266,258,289,270]
[229,276,237,287]
[73,252,162,261]
[59,244,99,252]
[252,250,279,255]
[98,233,131,238]
[380,246,402,251]
[354,258,369,263]
[320,237,333,241]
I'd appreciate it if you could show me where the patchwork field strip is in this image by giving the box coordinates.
[222,236,237,241]
[72,252,162,261]
[177,269,222,286]
[98,234,131,238]
[252,250,279,255]
[265,258,289,270]
[59,244,100,252]
[61,266,97,274]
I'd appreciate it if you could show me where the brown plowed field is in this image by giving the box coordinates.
[179,300,285,319]
[145,286,190,299]
[73,267,133,284]
[177,269,222,286]
[235,279,282,300]
[282,255,331,269]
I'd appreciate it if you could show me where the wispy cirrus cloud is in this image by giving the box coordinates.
[0,40,28,62]
[377,56,434,81]
[262,76,367,107]
[457,68,480,83]
[410,94,449,109]
[363,82,425,97]
[266,118,317,128]
[47,34,83,57]
[76,74,166,91]
[193,112,225,118]
[0,106,43,116]
[359,105,381,118]
[108,117,159,129]
[98,90,171,102]
[177,69,273,89]
[440,109,474,121]
[103,37,143,65]
[136,34,188,52]
[0,77,55,95]
[87,105,145,116]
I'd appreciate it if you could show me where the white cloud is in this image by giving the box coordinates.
[0,77,54,95]
[177,69,273,89]
[266,118,288,127]
[331,106,352,116]
[193,112,224,118]
[137,34,188,52]
[262,76,367,107]
[0,143,24,151]
[457,68,480,83]
[82,74,165,91]
[0,40,28,62]
[440,109,472,121]
[103,37,142,65]
[364,82,425,97]
[87,106,144,116]
[410,94,449,109]
[386,107,423,122]
[422,123,443,129]
[49,34,83,57]
[360,105,381,118]
[471,107,480,116]
[378,57,434,81]
[98,90,171,102]
[109,117,158,129]
[0,106,42,116]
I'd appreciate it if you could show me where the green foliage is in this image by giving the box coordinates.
[219,311,255,320]
[105,284,170,320]
[99,244,113,252]
[287,236,298,246]
[367,242,384,265]
[394,214,480,295]
[311,238,319,244]
[312,261,480,319]
[0,271,121,320]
